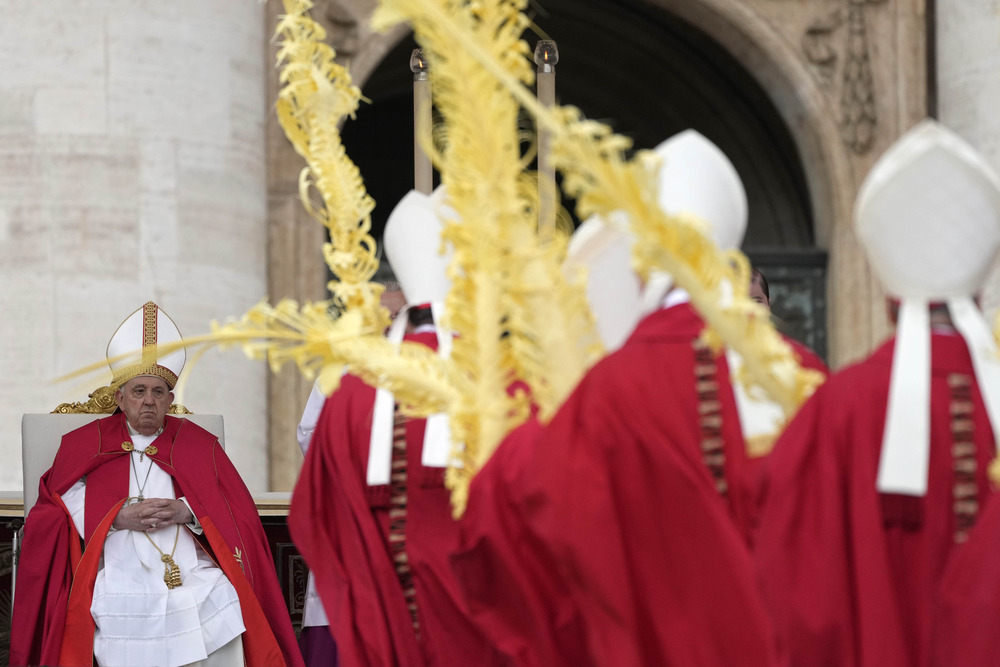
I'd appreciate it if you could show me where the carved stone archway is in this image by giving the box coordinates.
[646,0,928,367]
[264,0,928,488]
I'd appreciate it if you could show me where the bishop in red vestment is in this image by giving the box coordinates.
[756,120,1000,667]
[932,476,1000,665]
[289,189,508,667]
[454,131,829,666]
[756,332,997,666]
[290,329,508,667]
[456,299,782,666]
[12,412,304,667]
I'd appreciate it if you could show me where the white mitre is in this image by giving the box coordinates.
[855,119,1000,496]
[383,187,454,309]
[368,188,455,486]
[639,129,749,311]
[107,301,186,389]
[567,130,749,352]
[656,129,748,250]
[565,215,642,352]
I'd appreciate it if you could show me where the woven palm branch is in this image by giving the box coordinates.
[374,0,602,515]
[275,0,384,328]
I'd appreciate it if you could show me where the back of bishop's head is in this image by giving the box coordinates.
[382,187,452,310]
[654,129,748,252]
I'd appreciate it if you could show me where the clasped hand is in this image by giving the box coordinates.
[114,498,192,532]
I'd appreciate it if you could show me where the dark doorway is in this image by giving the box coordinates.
[340,0,827,359]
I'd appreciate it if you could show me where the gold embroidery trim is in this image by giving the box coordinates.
[142,301,157,367]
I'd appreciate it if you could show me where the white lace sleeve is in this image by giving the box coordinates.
[178,496,203,535]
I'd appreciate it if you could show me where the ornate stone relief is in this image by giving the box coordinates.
[319,0,367,59]
[801,0,885,153]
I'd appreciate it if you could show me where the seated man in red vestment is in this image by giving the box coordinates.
[755,119,1000,667]
[454,131,822,666]
[289,189,508,667]
[11,302,304,667]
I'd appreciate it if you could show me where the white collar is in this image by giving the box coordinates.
[126,419,165,438]
[661,288,691,310]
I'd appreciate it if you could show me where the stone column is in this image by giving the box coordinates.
[263,0,408,490]
[0,2,269,493]
[937,3,1000,315]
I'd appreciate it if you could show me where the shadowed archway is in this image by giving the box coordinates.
[342,0,826,355]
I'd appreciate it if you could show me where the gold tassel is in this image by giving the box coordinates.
[146,525,183,590]
[162,553,182,589]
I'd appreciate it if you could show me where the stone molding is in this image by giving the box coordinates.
[801,1,887,154]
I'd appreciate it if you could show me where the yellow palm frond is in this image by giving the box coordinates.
[276,0,384,329]
[375,0,602,514]
[374,0,823,428]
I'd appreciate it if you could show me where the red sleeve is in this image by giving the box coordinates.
[933,493,1000,664]
[9,474,77,667]
[289,376,423,667]
[10,421,107,667]
[755,371,909,667]
[58,499,124,667]
[206,439,306,667]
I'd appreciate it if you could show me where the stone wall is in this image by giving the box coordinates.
[937,2,1000,317]
[0,1,269,493]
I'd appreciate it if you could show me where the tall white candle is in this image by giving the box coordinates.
[534,40,559,239]
[411,48,433,194]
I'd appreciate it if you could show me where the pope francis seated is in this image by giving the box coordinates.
[10,302,304,667]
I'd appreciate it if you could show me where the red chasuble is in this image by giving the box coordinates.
[10,412,304,667]
[452,419,595,667]
[454,303,777,666]
[756,331,997,667]
[932,482,1000,665]
[289,332,508,667]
